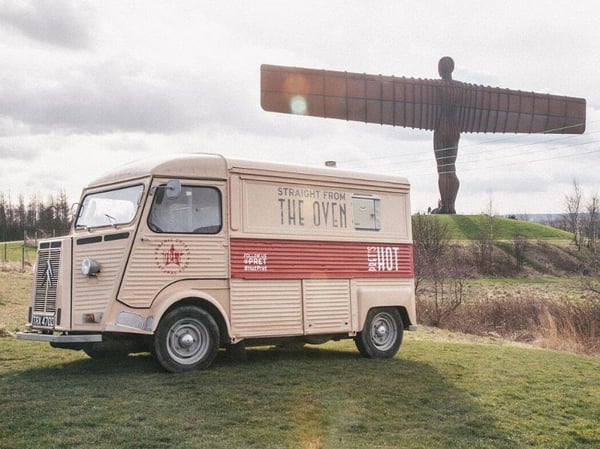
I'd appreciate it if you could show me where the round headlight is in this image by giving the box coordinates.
[81,258,101,276]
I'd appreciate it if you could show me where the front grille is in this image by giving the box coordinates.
[33,241,62,314]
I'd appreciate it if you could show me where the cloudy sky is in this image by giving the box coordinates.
[1,0,598,215]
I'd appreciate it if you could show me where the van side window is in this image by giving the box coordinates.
[148,185,222,234]
[352,194,381,231]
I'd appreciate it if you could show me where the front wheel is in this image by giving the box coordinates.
[355,308,403,358]
[153,305,220,372]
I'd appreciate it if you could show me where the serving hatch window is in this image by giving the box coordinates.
[148,185,222,234]
[353,194,381,231]
[76,184,144,229]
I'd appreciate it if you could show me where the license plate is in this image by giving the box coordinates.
[32,314,55,328]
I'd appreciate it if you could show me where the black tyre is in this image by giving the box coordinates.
[355,308,403,358]
[153,305,220,372]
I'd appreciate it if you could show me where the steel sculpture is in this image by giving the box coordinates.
[260,57,586,213]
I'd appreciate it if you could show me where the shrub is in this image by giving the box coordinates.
[418,295,600,355]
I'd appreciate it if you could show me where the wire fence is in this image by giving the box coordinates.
[1,238,37,271]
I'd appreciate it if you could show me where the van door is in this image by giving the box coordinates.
[71,183,144,331]
[303,279,352,335]
[118,179,228,308]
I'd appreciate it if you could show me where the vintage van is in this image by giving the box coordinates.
[18,153,416,372]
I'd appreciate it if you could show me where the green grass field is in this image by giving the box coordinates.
[1,272,599,449]
[1,331,599,448]
[0,241,36,266]
[436,215,573,241]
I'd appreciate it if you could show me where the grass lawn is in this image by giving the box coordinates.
[437,215,573,241]
[1,273,599,449]
[1,336,598,449]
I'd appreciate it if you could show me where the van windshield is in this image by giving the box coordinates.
[75,185,144,229]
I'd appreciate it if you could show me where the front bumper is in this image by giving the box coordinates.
[16,332,102,343]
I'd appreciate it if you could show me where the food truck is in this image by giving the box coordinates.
[17,153,416,372]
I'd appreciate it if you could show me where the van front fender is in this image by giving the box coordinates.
[146,279,231,337]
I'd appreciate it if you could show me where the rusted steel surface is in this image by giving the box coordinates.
[261,63,586,134]
[260,58,586,214]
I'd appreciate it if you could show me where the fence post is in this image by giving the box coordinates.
[22,244,25,271]
[3,242,6,262]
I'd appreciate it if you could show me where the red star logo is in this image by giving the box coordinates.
[155,239,190,274]
[163,244,182,266]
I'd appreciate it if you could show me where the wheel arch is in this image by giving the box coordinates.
[356,284,416,332]
[148,285,231,346]
[162,297,230,346]
[397,306,412,331]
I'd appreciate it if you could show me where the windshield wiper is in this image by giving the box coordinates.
[104,213,117,227]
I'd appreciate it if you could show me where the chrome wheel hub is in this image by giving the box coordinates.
[375,324,388,338]
[167,318,210,365]
[178,332,195,348]
[370,312,397,351]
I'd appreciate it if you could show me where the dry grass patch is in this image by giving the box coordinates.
[418,278,600,355]
[0,271,31,336]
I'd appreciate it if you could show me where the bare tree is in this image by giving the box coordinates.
[412,214,465,326]
[585,192,599,250]
[583,248,600,298]
[476,195,496,274]
[513,234,529,271]
[565,179,583,250]
[412,213,449,292]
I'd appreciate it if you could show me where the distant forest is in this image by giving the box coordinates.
[0,191,71,242]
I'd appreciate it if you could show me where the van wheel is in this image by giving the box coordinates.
[355,308,403,358]
[153,305,219,372]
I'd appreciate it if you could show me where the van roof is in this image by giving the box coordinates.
[87,153,409,188]
[87,153,228,187]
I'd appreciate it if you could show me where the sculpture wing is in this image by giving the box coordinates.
[261,64,586,135]
[459,84,586,134]
[261,64,441,131]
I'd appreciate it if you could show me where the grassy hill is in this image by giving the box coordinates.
[431,214,573,241]
[413,214,589,278]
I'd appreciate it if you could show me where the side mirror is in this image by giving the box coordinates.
[165,179,181,199]
[70,202,80,219]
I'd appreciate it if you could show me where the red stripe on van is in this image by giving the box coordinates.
[230,238,413,279]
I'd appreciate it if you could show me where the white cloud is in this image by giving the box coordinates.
[0,0,598,216]
[0,0,94,49]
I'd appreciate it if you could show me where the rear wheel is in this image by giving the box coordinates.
[153,305,219,372]
[355,308,403,358]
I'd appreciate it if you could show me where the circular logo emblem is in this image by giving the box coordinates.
[154,239,191,274]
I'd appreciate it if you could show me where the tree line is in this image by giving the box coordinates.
[0,191,71,242]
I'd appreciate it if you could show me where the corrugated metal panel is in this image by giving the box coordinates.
[73,239,130,317]
[230,238,413,279]
[119,236,228,308]
[303,279,351,334]
[230,279,303,337]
